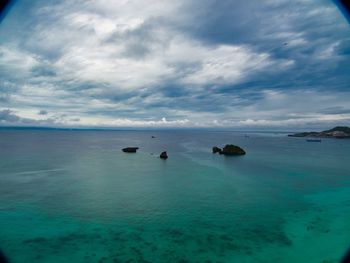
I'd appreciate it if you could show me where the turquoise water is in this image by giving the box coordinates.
[0,129,350,263]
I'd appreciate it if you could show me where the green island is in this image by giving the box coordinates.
[288,126,350,139]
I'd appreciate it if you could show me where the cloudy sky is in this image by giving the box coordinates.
[0,0,349,129]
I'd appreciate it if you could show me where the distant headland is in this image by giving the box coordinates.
[288,126,350,139]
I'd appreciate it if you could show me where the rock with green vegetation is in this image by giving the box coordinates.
[219,144,246,156]
[288,126,350,139]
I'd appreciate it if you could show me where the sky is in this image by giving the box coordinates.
[0,0,349,130]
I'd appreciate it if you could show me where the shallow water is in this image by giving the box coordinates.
[0,129,350,263]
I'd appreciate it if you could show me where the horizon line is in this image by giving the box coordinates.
[0,125,332,133]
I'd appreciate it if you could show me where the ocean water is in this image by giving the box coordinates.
[0,129,350,263]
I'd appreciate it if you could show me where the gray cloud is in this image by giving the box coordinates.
[0,109,21,123]
[38,110,48,115]
[0,0,349,129]
[318,106,350,115]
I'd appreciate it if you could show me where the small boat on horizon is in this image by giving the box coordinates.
[306,139,322,142]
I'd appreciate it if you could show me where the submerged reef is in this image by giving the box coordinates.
[18,222,292,262]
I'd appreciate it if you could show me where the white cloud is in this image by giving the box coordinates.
[0,46,40,78]
[179,45,273,85]
[10,0,292,92]
[0,0,349,129]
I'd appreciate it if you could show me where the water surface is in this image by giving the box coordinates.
[0,129,350,262]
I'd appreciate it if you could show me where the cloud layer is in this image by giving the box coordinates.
[0,0,349,129]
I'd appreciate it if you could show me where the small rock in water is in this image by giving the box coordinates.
[122,147,139,153]
[160,151,168,159]
[151,136,156,138]
[212,146,222,154]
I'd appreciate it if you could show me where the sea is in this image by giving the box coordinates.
[0,129,349,263]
